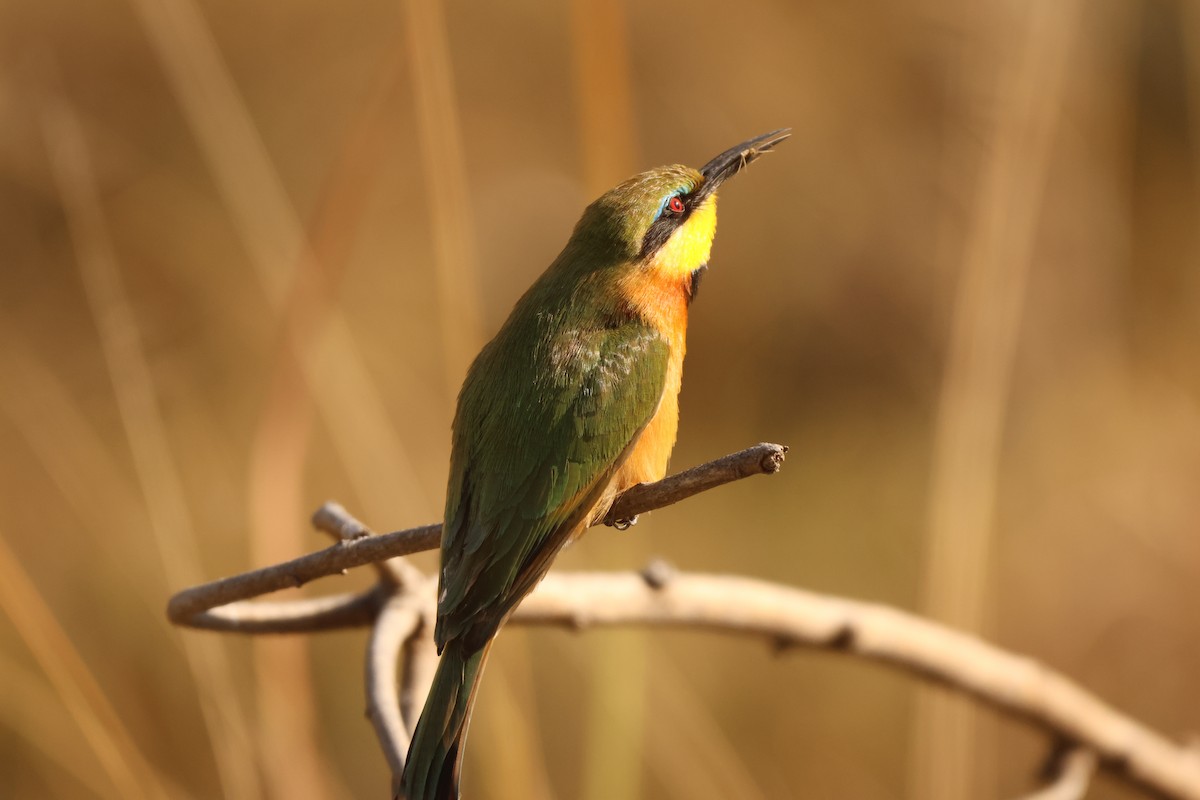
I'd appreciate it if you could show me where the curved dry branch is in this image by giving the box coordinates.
[365,595,422,793]
[399,590,439,736]
[184,588,385,633]
[516,571,1200,800]
[163,442,1200,800]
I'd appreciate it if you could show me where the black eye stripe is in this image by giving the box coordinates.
[638,194,694,260]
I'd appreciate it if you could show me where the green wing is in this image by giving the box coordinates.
[435,318,670,650]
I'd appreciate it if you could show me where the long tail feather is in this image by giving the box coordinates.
[400,639,492,800]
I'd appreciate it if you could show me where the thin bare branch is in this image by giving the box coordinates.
[167,444,787,627]
[604,442,787,526]
[186,588,386,633]
[166,523,441,625]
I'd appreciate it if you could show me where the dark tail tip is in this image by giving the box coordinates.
[435,741,461,800]
[402,639,493,800]
[400,719,463,800]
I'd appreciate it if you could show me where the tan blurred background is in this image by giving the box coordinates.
[2,0,1198,798]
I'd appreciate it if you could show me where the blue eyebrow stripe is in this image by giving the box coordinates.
[654,185,693,220]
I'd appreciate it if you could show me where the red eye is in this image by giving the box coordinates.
[667,196,685,214]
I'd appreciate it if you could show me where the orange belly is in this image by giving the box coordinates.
[613,266,690,489]
[614,347,683,490]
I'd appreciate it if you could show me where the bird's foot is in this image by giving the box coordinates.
[610,514,639,531]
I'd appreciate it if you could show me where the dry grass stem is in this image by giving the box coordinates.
[126,0,429,525]
[403,0,485,395]
[0,531,167,800]
[916,1,1085,796]
[39,87,256,800]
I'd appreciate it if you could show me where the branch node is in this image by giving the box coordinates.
[640,559,676,590]
[771,635,798,655]
[1038,739,1078,782]
[828,624,855,650]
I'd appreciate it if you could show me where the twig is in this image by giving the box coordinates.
[167,444,786,628]
[603,443,787,525]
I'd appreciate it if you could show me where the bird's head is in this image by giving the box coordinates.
[567,129,791,288]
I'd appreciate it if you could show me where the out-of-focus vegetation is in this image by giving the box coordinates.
[1,1,1198,798]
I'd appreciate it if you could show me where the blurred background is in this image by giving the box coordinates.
[2,0,1198,797]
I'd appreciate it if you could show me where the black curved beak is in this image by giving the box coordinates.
[693,128,791,204]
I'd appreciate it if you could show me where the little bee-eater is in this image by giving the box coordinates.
[401,129,790,800]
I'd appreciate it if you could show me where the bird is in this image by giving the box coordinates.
[400,129,790,800]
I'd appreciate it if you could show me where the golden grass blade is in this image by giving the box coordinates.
[472,649,557,800]
[0,529,166,800]
[243,41,409,800]
[120,0,441,786]
[0,340,184,625]
[1184,2,1200,231]
[0,652,119,799]
[570,0,638,194]
[402,0,486,398]
[39,90,261,800]
[0,343,142,529]
[124,0,430,524]
[912,2,1084,798]
[567,6,646,798]
[647,657,770,800]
